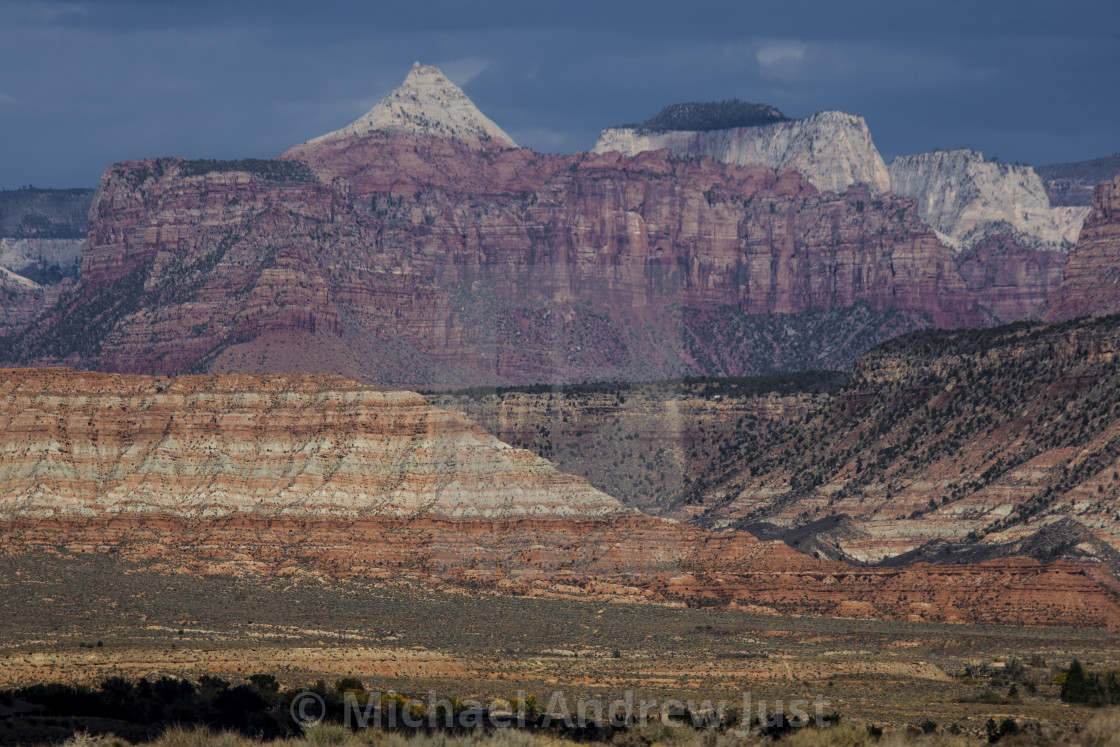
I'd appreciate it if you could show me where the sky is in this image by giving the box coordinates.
[1,0,1118,188]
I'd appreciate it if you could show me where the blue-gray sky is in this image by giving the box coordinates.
[1,0,1118,188]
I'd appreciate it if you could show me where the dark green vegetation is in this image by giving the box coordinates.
[1,675,294,742]
[0,259,154,360]
[679,303,930,377]
[0,187,94,239]
[177,159,319,184]
[426,371,847,400]
[104,158,318,191]
[0,673,842,745]
[1060,660,1120,707]
[623,100,791,132]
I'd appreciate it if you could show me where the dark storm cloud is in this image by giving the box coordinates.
[0,0,1117,188]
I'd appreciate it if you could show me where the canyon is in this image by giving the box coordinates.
[1042,176,1120,322]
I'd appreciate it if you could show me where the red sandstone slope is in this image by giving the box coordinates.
[1,366,1118,629]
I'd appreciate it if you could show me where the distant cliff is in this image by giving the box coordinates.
[1037,153,1120,207]
[1,145,980,387]
[888,149,1088,252]
[1042,176,1120,321]
[594,110,891,195]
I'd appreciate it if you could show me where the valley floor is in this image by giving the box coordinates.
[3,553,1118,742]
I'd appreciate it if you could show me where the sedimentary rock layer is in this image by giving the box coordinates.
[954,235,1066,322]
[1,367,1118,630]
[1,142,982,387]
[0,367,624,520]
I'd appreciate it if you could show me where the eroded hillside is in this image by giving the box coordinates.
[679,315,1120,586]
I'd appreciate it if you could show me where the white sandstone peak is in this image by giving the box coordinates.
[306,62,517,147]
[593,109,892,195]
[887,149,1089,251]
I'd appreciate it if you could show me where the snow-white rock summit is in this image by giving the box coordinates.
[594,110,891,195]
[888,149,1089,251]
[306,62,517,148]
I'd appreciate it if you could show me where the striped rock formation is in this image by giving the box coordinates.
[1,367,1118,630]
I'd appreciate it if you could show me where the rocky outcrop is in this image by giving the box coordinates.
[299,62,516,149]
[0,267,44,337]
[887,149,1088,251]
[1041,176,1120,321]
[430,376,840,513]
[2,366,1118,629]
[594,110,891,195]
[0,266,72,338]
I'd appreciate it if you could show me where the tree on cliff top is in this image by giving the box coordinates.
[624,100,791,132]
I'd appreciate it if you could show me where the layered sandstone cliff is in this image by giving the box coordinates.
[1,140,981,387]
[2,366,1118,629]
[954,235,1066,322]
[887,149,1088,251]
[1041,176,1120,321]
[594,110,892,195]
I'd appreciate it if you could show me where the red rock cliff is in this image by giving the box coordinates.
[3,139,983,387]
[1042,176,1120,321]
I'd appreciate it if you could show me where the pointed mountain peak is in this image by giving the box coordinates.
[306,62,517,148]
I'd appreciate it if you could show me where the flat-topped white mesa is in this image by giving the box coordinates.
[304,62,517,148]
[594,110,891,195]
